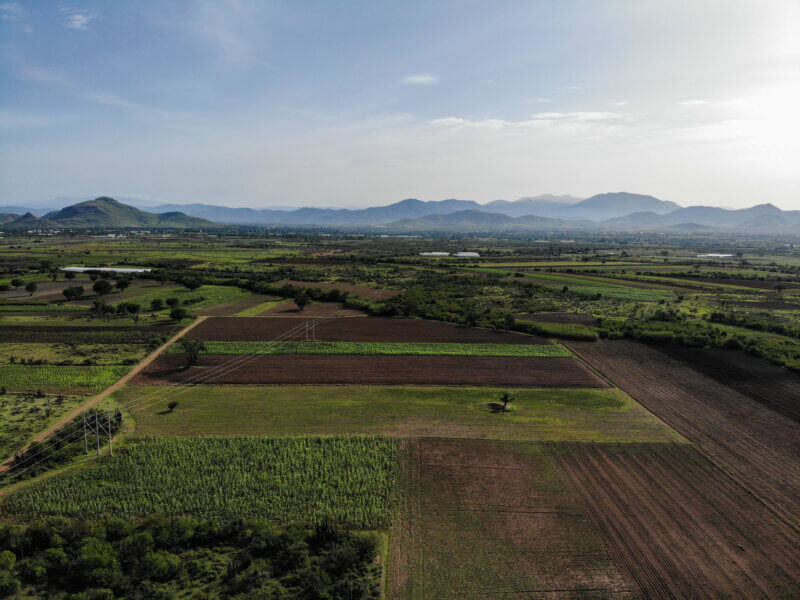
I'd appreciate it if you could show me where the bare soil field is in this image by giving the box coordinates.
[135,355,607,387]
[567,340,800,524]
[659,345,800,423]
[188,316,551,343]
[518,312,598,326]
[271,279,401,299]
[551,443,800,599]
[388,438,633,599]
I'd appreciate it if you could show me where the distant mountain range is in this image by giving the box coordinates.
[0,197,213,229]
[1,193,798,233]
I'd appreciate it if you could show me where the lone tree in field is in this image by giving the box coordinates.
[64,271,76,281]
[62,286,84,302]
[150,298,164,311]
[170,307,188,322]
[166,297,180,309]
[178,338,206,366]
[25,281,38,296]
[500,392,514,412]
[294,291,311,312]
[182,278,201,291]
[167,401,178,413]
[10,278,23,290]
[92,279,113,298]
[115,278,131,293]
[774,282,787,294]
[117,301,141,325]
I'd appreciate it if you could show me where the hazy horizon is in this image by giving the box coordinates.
[2,1,798,210]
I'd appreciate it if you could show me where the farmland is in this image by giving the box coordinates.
[136,354,606,386]
[0,231,799,598]
[168,340,572,357]
[119,385,679,442]
[4,436,398,526]
[0,364,128,393]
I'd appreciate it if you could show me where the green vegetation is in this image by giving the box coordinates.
[0,365,128,393]
[170,340,572,357]
[0,393,88,460]
[0,517,382,599]
[111,284,248,312]
[235,299,285,316]
[120,385,681,443]
[513,319,600,341]
[0,343,148,366]
[4,436,399,525]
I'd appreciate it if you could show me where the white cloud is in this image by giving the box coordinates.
[530,111,623,121]
[609,101,628,106]
[0,2,22,21]
[680,100,708,106]
[526,97,553,104]
[563,85,584,91]
[80,92,139,110]
[402,73,438,85]
[61,8,98,30]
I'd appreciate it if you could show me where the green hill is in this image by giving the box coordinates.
[5,197,215,229]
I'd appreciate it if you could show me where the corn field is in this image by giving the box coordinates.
[0,365,127,393]
[3,435,399,527]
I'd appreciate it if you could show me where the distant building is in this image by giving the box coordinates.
[420,252,450,257]
[454,252,480,258]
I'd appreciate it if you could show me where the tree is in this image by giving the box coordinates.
[0,284,8,292]
[170,307,188,322]
[62,286,85,302]
[117,301,141,325]
[153,273,168,286]
[165,297,180,309]
[774,282,787,294]
[167,401,178,412]
[500,392,514,412]
[182,278,201,291]
[25,281,38,296]
[64,271,76,281]
[150,299,164,311]
[93,279,113,298]
[115,279,131,292]
[50,271,59,282]
[177,339,206,366]
[10,278,23,290]
[294,291,311,312]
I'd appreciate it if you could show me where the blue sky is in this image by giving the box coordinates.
[1,1,799,209]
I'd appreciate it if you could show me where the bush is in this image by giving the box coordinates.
[512,319,599,341]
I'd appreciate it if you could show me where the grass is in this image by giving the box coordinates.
[0,314,175,327]
[121,385,682,443]
[110,284,249,311]
[169,341,572,357]
[0,364,128,393]
[3,435,399,526]
[235,299,285,316]
[0,393,88,459]
[0,342,148,365]
[0,303,89,312]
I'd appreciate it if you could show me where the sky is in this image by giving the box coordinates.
[1,0,799,210]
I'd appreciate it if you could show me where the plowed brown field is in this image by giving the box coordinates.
[659,345,800,423]
[567,341,800,525]
[388,438,633,599]
[135,355,607,387]
[551,443,800,600]
[188,316,551,343]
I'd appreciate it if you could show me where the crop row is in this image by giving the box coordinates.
[169,341,572,357]
[3,436,399,527]
[0,364,128,393]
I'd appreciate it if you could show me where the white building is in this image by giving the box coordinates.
[454,252,480,258]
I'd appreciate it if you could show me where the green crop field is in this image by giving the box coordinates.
[235,299,285,316]
[121,385,681,443]
[3,436,399,526]
[169,341,572,357]
[0,364,128,393]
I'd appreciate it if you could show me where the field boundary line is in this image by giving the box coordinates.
[0,316,208,471]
